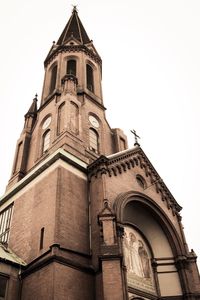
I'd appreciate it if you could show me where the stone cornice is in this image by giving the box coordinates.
[21,244,94,278]
[44,44,102,67]
[88,147,182,214]
[0,149,87,206]
[128,286,158,300]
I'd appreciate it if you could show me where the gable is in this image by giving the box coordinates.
[88,146,182,218]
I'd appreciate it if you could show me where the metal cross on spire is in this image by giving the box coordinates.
[130,129,140,146]
[72,4,78,12]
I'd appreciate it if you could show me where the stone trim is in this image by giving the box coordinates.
[128,286,158,300]
[21,244,93,278]
[0,149,87,206]
[44,45,102,67]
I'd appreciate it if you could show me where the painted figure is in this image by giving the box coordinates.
[128,232,142,276]
[138,240,151,278]
[123,232,131,271]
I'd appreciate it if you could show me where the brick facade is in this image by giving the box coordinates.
[0,7,200,300]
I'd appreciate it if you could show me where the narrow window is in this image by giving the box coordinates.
[0,275,8,299]
[49,65,57,94]
[89,128,99,153]
[86,64,94,92]
[14,141,23,173]
[42,130,51,153]
[58,102,65,134]
[70,102,79,134]
[0,205,13,244]
[67,60,76,76]
[40,227,44,250]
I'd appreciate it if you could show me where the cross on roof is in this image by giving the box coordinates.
[130,129,140,146]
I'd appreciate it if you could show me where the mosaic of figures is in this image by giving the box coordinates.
[123,226,156,295]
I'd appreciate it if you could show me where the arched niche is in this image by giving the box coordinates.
[114,192,184,256]
[114,192,184,298]
[123,225,157,295]
[123,202,173,258]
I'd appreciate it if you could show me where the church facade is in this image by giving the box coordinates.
[0,8,199,300]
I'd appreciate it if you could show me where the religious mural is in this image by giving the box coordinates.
[123,226,156,295]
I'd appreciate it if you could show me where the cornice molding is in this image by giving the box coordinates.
[21,244,94,278]
[128,286,158,300]
[44,45,102,67]
[0,149,87,206]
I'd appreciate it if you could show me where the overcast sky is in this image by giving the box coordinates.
[0,0,200,268]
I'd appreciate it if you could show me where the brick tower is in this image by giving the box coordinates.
[0,8,199,300]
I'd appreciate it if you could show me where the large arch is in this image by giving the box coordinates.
[113,191,185,298]
[113,191,185,256]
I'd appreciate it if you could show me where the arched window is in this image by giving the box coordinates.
[57,102,65,134]
[42,130,51,153]
[70,102,79,134]
[67,60,76,76]
[86,64,94,92]
[49,64,57,94]
[89,128,99,153]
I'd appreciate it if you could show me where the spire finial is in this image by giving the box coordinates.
[34,94,38,101]
[130,129,140,146]
[72,5,78,13]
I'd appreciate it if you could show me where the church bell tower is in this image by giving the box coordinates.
[7,6,127,191]
[0,7,199,300]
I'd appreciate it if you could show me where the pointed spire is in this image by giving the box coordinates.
[25,94,38,118]
[57,7,91,45]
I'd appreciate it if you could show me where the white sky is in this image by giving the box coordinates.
[0,0,200,268]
